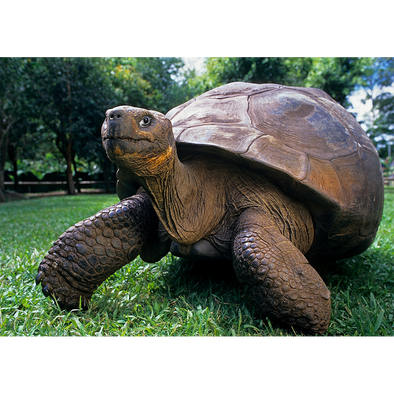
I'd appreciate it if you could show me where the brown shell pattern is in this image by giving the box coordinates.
[166,82,384,260]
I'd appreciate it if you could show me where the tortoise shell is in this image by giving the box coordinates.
[165,82,384,261]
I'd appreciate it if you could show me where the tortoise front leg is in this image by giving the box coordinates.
[232,209,331,335]
[35,192,169,310]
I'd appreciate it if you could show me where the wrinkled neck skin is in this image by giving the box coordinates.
[117,147,225,245]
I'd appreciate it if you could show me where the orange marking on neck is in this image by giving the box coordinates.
[145,146,174,170]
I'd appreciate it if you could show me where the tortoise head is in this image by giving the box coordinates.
[102,106,176,176]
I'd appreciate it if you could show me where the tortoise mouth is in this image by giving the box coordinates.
[102,132,159,162]
[103,136,152,155]
[102,135,151,143]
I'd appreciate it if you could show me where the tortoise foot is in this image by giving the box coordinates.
[36,257,96,310]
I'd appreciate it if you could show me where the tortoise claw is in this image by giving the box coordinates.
[42,284,52,297]
[35,271,45,285]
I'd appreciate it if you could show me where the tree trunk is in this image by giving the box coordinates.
[66,140,76,195]
[8,142,19,192]
[72,156,81,193]
[55,134,75,195]
[0,126,9,202]
[1,104,16,201]
[0,160,6,203]
[65,60,76,195]
[0,166,5,203]
[12,158,18,192]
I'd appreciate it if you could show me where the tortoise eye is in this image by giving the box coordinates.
[139,116,151,127]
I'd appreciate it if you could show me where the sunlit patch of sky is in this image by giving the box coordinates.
[348,84,394,131]
[181,57,206,75]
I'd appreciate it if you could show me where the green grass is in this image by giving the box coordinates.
[1,192,393,336]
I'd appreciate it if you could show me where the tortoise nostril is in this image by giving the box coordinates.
[108,109,123,120]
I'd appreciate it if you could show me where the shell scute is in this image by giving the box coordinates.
[241,135,309,181]
[177,125,259,155]
[304,156,344,205]
[171,95,250,129]
[248,90,357,160]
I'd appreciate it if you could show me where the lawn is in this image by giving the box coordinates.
[0,191,393,336]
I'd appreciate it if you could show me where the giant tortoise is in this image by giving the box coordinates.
[36,82,384,334]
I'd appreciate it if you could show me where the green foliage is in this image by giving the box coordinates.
[202,57,291,87]
[194,57,365,107]
[301,57,365,107]
[1,192,393,336]
[29,58,113,160]
[354,57,394,157]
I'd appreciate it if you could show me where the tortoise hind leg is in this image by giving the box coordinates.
[36,191,170,310]
[232,209,331,335]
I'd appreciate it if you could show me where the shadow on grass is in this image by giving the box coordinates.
[159,245,394,336]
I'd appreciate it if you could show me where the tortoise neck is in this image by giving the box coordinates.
[138,150,202,243]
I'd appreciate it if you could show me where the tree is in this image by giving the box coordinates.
[354,57,394,157]
[194,57,365,108]
[102,58,151,108]
[133,57,186,112]
[29,58,116,194]
[0,58,32,201]
[375,92,394,159]
[194,57,292,92]
[301,57,364,107]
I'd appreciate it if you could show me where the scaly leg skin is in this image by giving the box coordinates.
[36,192,169,310]
[232,210,331,335]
